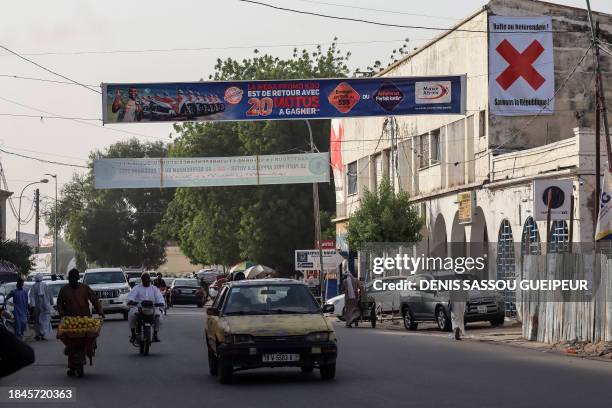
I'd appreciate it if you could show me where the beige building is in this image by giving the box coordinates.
[334,0,612,312]
[0,189,11,241]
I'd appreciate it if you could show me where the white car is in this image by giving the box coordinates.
[82,268,130,319]
[325,294,345,320]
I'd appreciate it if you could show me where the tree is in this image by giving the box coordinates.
[346,178,423,251]
[44,139,173,269]
[0,240,34,275]
[160,42,351,274]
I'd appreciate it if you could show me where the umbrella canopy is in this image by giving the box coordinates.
[229,261,255,275]
[243,264,276,280]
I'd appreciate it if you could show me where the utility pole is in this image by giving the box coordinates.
[34,188,40,253]
[304,120,325,303]
[586,2,612,171]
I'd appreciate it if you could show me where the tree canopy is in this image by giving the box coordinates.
[346,178,423,251]
[44,139,173,269]
[0,240,34,275]
[159,43,350,274]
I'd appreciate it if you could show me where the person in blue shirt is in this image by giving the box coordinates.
[5,278,29,339]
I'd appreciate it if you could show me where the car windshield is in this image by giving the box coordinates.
[223,284,320,315]
[174,279,199,287]
[83,272,126,284]
[47,283,65,298]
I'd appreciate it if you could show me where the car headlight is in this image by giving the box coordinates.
[225,334,254,344]
[306,332,330,342]
[119,288,130,295]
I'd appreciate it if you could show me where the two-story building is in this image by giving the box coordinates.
[333,0,612,311]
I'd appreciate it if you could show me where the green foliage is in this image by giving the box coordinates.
[346,178,423,251]
[44,139,173,269]
[161,43,349,274]
[0,240,34,274]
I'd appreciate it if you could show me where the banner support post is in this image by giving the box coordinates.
[305,119,325,303]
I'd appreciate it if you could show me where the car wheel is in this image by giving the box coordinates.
[436,307,452,331]
[370,305,377,328]
[320,363,336,380]
[490,316,505,326]
[197,303,204,308]
[123,311,128,321]
[301,366,314,373]
[218,355,233,384]
[402,307,418,331]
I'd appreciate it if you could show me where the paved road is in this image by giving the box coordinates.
[3,306,612,408]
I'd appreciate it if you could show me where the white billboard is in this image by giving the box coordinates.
[295,249,342,271]
[489,16,554,116]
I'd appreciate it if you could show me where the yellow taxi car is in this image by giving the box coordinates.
[205,279,337,383]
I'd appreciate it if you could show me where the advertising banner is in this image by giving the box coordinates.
[16,232,39,249]
[295,249,342,270]
[457,191,475,224]
[330,119,344,204]
[102,76,466,124]
[596,170,612,241]
[489,16,554,116]
[94,152,329,189]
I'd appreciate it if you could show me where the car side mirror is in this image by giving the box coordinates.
[0,295,5,304]
[321,304,334,314]
[207,307,219,316]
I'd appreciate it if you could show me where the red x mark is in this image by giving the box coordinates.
[496,39,545,90]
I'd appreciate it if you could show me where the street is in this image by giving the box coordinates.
[3,306,612,408]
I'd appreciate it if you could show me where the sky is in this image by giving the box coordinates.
[0,0,610,240]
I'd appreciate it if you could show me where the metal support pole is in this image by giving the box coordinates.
[304,119,325,303]
[45,173,58,274]
[34,189,39,253]
[586,1,612,171]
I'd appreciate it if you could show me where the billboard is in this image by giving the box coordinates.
[16,232,39,249]
[102,76,466,124]
[295,249,342,271]
[94,152,329,189]
[489,16,554,116]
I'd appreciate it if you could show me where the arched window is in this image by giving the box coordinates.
[497,219,515,315]
[549,220,569,253]
[521,217,541,256]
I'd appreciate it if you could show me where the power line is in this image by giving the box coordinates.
[0,148,88,169]
[0,74,97,87]
[0,112,99,121]
[238,0,582,33]
[291,0,459,20]
[0,43,101,94]
[0,95,165,141]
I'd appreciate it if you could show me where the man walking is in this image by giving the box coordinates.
[5,278,29,339]
[29,274,53,340]
[341,272,361,327]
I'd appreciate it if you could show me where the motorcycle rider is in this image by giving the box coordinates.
[127,273,165,343]
[153,273,170,308]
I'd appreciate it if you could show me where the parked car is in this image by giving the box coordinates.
[205,279,337,383]
[325,294,345,320]
[82,268,130,320]
[399,272,505,331]
[170,278,206,307]
[46,280,69,325]
[365,276,407,315]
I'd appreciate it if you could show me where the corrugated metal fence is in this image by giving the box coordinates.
[519,253,612,343]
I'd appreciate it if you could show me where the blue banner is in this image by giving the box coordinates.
[102,75,465,124]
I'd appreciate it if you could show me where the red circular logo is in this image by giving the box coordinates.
[224,87,244,105]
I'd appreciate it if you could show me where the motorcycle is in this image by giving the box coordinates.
[131,300,163,356]
[176,89,196,119]
[150,93,177,120]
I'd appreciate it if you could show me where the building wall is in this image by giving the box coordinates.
[0,190,11,241]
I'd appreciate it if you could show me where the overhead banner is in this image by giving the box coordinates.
[102,75,466,123]
[489,16,554,116]
[94,153,329,189]
[330,119,344,204]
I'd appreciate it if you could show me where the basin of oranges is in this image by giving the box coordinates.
[58,316,102,338]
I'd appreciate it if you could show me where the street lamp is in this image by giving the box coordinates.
[17,179,49,244]
[44,174,58,275]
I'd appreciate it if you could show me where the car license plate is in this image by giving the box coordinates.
[477,305,488,314]
[262,354,299,362]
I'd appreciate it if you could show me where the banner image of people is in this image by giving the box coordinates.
[102,76,466,124]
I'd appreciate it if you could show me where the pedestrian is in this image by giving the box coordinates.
[449,283,467,340]
[29,273,53,340]
[5,278,29,339]
[0,324,35,378]
[341,272,360,327]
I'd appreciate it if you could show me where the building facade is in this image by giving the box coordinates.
[334,0,612,311]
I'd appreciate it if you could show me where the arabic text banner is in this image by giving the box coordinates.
[102,76,466,124]
[94,153,330,189]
